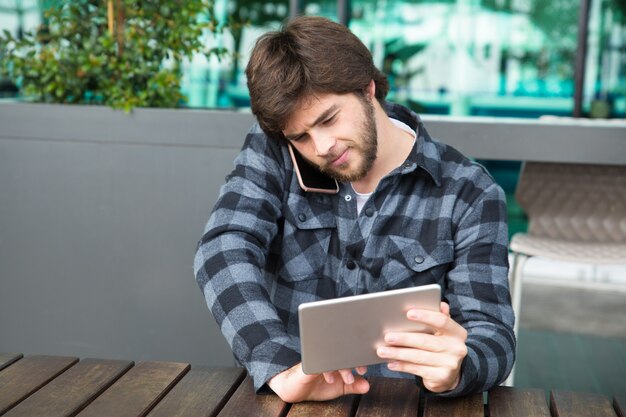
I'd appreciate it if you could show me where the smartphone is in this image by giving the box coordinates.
[288,143,339,194]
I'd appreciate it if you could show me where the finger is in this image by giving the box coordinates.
[377,345,446,368]
[387,362,454,393]
[407,308,448,330]
[407,309,466,338]
[337,368,355,385]
[343,376,370,395]
[323,371,335,384]
[355,366,367,375]
[384,331,444,352]
[440,302,450,316]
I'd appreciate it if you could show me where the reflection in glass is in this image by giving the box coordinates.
[586,0,625,118]
[349,0,581,118]
[1,0,623,118]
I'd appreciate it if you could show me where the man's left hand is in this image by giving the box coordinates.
[376,302,468,393]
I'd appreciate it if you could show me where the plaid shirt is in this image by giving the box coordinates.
[195,102,515,397]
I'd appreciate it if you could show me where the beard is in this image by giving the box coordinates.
[317,95,378,183]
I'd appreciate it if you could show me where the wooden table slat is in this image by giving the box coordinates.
[75,361,189,417]
[146,367,245,417]
[216,376,289,417]
[287,395,357,417]
[550,390,617,417]
[423,392,483,417]
[0,354,23,372]
[614,396,626,417]
[488,386,550,417]
[2,357,623,416]
[355,377,420,417]
[0,355,78,415]
[4,358,133,417]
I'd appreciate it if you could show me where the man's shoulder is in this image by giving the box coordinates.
[241,122,288,160]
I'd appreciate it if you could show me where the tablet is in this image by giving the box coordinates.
[298,283,441,374]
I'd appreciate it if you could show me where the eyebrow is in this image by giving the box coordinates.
[284,104,339,141]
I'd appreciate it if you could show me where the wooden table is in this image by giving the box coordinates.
[0,353,624,417]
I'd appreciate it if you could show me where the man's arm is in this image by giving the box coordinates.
[440,180,516,395]
[194,128,300,391]
[376,180,515,396]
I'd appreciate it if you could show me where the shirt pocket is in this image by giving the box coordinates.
[381,236,454,287]
[278,196,337,282]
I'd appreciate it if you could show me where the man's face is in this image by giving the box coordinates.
[282,92,378,182]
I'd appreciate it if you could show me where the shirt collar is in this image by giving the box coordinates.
[384,102,443,187]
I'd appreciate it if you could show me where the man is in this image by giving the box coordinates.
[194,16,515,403]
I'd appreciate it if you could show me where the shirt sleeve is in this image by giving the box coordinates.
[440,179,516,396]
[194,127,301,391]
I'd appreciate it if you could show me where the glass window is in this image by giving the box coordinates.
[585,0,626,118]
[2,0,624,118]
[0,1,42,98]
[0,1,41,38]
[302,0,340,20]
[349,0,582,118]
[180,0,290,109]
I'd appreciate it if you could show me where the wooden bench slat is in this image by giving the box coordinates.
[0,355,78,415]
[216,376,289,417]
[75,361,189,417]
[146,367,245,417]
[4,358,133,417]
[423,392,483,417]
[488,386,550,417]
[287,395,357,417]
[614,396,625,417]
[0,354,23,372]
[550,390,617,417]
[355,377,420,417]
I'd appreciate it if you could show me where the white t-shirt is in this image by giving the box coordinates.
[351,118,416,215]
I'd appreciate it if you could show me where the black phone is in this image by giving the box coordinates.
[288,143,339,194]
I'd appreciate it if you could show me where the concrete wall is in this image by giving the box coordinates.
[1,103,625,366]
[0,103,253,366]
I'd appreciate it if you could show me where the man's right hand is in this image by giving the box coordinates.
[267,363,370,403]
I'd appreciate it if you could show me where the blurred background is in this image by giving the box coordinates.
[1,0,625,117]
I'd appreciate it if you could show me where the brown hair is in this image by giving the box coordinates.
[245,16,389,140]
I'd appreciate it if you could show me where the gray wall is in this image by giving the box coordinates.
[0,104,253,365]
[1,103,625,366]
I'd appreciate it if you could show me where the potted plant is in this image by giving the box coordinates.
[0,0,232,111]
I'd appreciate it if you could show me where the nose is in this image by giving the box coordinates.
[311,132,336,157]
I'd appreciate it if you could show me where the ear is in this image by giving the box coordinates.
[365,80,376,99]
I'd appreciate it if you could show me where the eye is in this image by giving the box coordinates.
[322,114,337,125]
[290,133,308,143]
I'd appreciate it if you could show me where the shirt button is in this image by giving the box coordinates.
[404,162,412,168]
[365,207,374,217]
[298,213,307,222]
[346,260,356,270]
[414,255,425,264]
[345,195,352,202]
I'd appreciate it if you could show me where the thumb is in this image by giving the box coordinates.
[293,363,323,384]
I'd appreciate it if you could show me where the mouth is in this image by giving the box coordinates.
[329,148,349,167]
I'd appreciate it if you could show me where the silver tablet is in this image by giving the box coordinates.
[298,283,441,374]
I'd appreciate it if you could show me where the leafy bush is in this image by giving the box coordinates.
[0,0,231,111]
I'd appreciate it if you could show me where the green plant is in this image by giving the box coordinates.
[0,0,231,111]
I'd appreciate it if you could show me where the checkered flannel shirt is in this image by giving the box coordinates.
[194,102,515,397]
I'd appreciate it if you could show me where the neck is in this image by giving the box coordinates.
[351,104,414,194]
